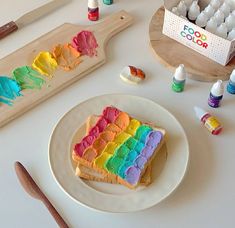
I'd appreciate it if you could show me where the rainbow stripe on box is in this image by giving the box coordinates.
[74,106,164,186]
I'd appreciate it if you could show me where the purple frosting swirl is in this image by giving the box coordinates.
[140,131,162,159]
[125,166,141,185]
[145,131,162,148]
[140,146,154,159]
[134,155,147,170]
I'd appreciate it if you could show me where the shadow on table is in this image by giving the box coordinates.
[149,109,217,210]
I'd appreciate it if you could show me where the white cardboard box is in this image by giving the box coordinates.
[162,0,235,65]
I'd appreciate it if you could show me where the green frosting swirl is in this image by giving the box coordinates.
[12,66,45,90]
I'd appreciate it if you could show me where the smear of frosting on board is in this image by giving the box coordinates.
[72,30,98,57]
[0,76,21,106]
[52,43,82,71]
[12,66,45,90]
[32,51,58,77]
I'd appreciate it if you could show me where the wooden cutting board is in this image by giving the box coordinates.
[0,10,133,128]
[149,7,235,82]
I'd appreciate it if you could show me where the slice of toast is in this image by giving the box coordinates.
[72,106,166,189]
[76,162,152,185]
[75,115,152,186]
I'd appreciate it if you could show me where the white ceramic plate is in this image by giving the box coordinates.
[48,94,189,213]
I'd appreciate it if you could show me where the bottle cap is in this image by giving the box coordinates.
[216,23,228,38]
[88,0,98,8]
[177,1,187,17]
[210,80,224,97]
[206,16,218,33]
[210,0,221,10]
[196,11,209,27]
[194,106,208,120]
[228,28,235,40]
[220,2,231,17]
[204,4,215,17]
[225,14,235,32]
[184,0,193,8]
[225,0,235,10]
[230,69,235,83]
[214,9,225,25]
[174,64,187,81]
[172,7,180,16]
[188,1,200,20]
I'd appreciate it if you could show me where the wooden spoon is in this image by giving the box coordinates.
[14,161,69,228]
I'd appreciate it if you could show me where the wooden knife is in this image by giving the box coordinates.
[0,0,69,40]
[15,161,69,228]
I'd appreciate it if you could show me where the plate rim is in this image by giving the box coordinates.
[48,93,190,213]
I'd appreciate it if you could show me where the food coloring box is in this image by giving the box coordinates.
[163,0,235,66]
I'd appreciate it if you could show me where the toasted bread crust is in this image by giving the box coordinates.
[76,159,152,185]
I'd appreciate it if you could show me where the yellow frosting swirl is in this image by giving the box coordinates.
[32,51,57,77]
[125,119,141,136]
[93,142,119,167]
[114,132,131,144]
[94,152,112,168]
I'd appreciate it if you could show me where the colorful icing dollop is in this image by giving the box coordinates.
[12,66,45,90]
[0,76,21,106]
[32,51,58,77]
[74,106,163,186]
[52,43,82,71]
[72,30,98,57]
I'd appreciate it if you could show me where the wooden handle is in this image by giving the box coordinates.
[42,196,69,228]
[93,10,134,45]
[0,21,18,39]
[15,162,69,228]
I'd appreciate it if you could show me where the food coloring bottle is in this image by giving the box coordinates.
[172,7,180,16]
[227,69,235,94]
[227,28,235,40]
[204,4,215,18]
[214,9,225,26]
[220,2,231,17]
[177,0,187,17]
[225,13,235,32]
[88,0,99,21]
[208,80,224,108]
[103,0,113,5]
[172,64,186,92]
[210,0,221,10]
[196,11,209,27]
[194,106,223,135]
[188,1,200,21]
[206,16,218,33]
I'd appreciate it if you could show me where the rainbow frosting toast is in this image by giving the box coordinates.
[74,115,153,186]
[72,106,166,189]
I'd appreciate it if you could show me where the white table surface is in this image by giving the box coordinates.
[1,0,235,227]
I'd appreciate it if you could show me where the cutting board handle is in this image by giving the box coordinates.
[93,10,134,45]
